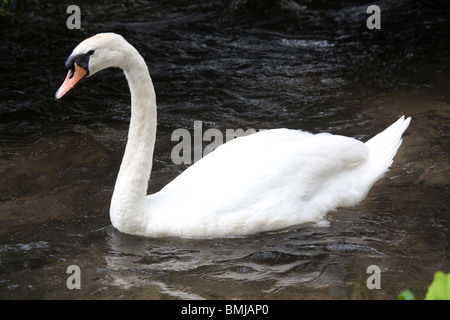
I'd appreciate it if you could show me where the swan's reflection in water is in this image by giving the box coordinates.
[102,218,378,299]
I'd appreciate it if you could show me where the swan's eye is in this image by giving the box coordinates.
[87,50,95,56]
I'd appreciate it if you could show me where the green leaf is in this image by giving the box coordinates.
[398,290,415,300]
[425,271,450,300]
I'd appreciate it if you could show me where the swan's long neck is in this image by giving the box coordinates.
[110,46,157,235]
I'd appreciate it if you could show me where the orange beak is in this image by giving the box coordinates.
[55,63,88,99]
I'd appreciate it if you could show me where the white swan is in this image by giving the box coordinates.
[56,33,411,238]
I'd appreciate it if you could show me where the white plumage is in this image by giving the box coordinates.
[56,33,411,238]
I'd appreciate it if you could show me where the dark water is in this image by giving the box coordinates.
[0,0,449,300]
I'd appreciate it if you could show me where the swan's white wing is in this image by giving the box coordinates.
[146,129,369,237]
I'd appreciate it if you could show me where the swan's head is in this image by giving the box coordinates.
[55,33,131,99]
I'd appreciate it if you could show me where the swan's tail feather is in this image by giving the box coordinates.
[362,115,411,191]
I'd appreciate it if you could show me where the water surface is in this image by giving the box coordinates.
[0,0,449,299]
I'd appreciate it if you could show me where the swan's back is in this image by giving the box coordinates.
[146,128,372,237]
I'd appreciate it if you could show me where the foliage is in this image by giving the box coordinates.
[397,289,415,300]
[424,271,450,300]
[398,271,450,300]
